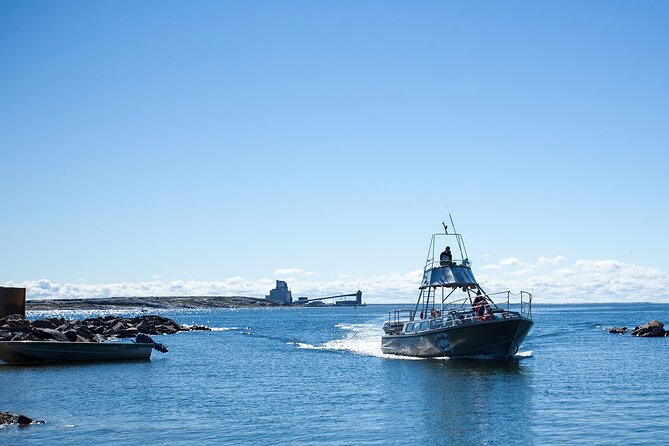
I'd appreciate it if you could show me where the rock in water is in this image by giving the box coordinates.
[609,326,628,334]
[16,415,33,425]
[631,320,666,337]
[0,412,44,427]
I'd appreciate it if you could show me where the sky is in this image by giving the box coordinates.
[1,1,668,303]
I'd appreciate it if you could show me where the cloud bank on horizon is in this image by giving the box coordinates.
[5,256,669,304]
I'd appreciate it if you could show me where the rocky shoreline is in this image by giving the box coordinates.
[26,295,282,311]
[0,313,210,343]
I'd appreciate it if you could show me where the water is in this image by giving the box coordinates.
[2,303,669,445]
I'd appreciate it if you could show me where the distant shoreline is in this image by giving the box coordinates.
[26,295,284,311]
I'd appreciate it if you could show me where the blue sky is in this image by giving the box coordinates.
[1,1,668,302]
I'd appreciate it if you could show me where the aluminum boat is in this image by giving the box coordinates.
[381,218,533,359]
[0,340,153,364]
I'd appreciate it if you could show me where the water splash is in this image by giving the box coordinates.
[294,322,422,360]
[516,350,533,358]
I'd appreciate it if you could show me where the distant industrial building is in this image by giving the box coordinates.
[266,280,292,304]
[266,281,363,306]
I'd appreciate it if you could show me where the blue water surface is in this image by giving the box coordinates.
[2,303,669,445]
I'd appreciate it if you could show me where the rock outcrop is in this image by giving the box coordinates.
[0,314,210,343]
[631,320,667,337]
[0,412,44,428]
[609,326,628,334]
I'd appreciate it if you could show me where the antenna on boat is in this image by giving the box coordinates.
[449,213,468,263]
[442,221,448,234]
[448,214,457,234]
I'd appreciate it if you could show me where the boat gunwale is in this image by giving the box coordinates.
[381,316,533,339]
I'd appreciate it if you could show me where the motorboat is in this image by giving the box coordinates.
[381,218,533,359]
[0,340,154,364]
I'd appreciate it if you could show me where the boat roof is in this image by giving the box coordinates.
[421,265,479,288]
[420,223,478,288]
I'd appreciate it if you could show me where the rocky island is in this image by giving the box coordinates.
[26,295,283,311]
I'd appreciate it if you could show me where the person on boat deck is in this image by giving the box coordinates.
[440,246,453,266]
[472,292,487,320]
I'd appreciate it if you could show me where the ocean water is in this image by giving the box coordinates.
[2,303,669,445]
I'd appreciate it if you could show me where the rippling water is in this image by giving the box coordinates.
[2,303,669,445]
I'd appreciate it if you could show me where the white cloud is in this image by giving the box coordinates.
[574,259,623,272]
[7,259,669,304]
[499,257,521,266]
[538,255,567,266]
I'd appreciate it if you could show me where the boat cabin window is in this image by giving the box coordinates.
[419,321,429,332]
[404,323,414,333]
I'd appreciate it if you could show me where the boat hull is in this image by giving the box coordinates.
[381,318,533,359]
[0,341,153,364]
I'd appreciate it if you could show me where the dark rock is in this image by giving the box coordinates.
[47,317,64,326]
[0,411,14,426]
[0,330,12,340]
[17,415,33,425]
[609,326,628,334]
[30,328,69,342]
[74,326,94,339]
[56,323,74,332]
[88,325,105,334]
[0,314,28,325]
[30,319,57,330]
[0,314,31,332]
[63,330,78,342]
[154,325,178,335]
[92,334,107,343]
[0,412,43,427]
[632,320,666,337]
[136,319,151,333]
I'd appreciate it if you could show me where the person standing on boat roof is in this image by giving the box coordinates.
[440,246,453,266]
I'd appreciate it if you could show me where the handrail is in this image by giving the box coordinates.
[424,258,472,270]
[388,292,531,323]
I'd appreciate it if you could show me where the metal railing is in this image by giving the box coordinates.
[423,258,472,271]
[468,290,532,319]
[387,290,532,326]
[387,309,415,325]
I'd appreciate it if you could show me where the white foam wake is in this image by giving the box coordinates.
[515,350,533,358]
[293,321,422,360]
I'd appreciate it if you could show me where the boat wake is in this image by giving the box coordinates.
[516,350,533,358]
[293,322,423,360]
